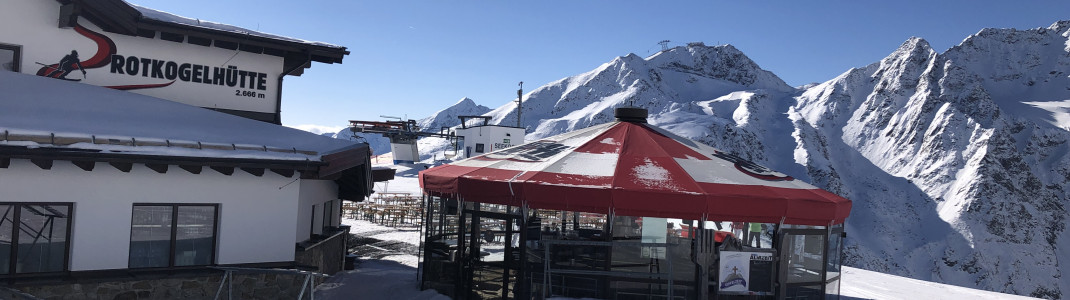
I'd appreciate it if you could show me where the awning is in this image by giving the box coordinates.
[420,108,851,225]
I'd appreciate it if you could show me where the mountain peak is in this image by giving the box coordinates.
[1049,20,1070,35]
[455,97,475,105]
[647,42,792,92]
[900,37,931,51]
[416,97,490,133]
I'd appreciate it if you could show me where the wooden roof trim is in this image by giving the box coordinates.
[0,146,325,171]
[56,0,348,64]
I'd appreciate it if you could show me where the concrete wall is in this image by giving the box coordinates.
[0,159,303,271]
[15,271,315,300]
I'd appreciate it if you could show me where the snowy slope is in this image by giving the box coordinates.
[394,21,1070,299]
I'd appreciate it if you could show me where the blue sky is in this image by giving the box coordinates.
[127,0,1070,130]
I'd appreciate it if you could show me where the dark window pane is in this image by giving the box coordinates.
[0,205,13,274]
[16,205,68,273]
[130,206,173,268]
[175,206,215,266]
[0,48,15,71]
[323,200,333,232]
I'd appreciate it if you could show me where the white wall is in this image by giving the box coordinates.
[456,126,526,157]
[0,0,284,114]
[295,179,338,243]
[0,159,304,271]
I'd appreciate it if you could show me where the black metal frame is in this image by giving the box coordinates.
[0,43,20,72]
[419,197,847,300]
[0,202,74,276]
[776,228,831,300]
[128,203,219,269]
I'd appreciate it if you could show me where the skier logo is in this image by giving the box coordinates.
[712,151,794,181]
[40,50,86,81]
[35,22,174,90]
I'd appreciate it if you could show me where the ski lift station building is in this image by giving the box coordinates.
[0,0,386,298]
[454,116,526,159]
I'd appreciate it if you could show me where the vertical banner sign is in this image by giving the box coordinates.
[748,252,774,293]
[719,251,774,294]
[640,217,667,259]
[718,251,750,292]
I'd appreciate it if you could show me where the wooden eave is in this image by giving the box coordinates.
[56,0,348,65]
[0,145,324,174]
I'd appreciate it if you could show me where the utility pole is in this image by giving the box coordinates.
[516,81,523,128]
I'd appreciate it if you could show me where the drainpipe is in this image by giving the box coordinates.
[275,53,311,125]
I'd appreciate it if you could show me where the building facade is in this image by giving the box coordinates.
[0,1,371,298]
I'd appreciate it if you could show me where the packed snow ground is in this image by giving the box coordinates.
[314,163,1036,300]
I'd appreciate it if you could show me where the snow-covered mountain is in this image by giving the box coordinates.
[793,21,1070,299]
[400,21,1070,298]
[415,97,490,133]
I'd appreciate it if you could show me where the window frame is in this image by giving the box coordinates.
[129,203,219,269]
[0,43,21,72]
[0,202,74,275]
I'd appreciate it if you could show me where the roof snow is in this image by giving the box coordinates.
[0,71,361,161]
[128,3,344,49]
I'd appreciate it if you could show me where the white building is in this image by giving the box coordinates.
[0,0,378,298]
[455,124,526,159]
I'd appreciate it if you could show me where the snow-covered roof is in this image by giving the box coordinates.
[57,0,347,64]
[0,70,359,161]
[129,3,344,50]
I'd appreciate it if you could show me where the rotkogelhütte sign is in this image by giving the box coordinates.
[19,15,282,116]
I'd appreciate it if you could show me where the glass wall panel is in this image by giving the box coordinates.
[175,206,215,266]
[827,230,842,281]
[130,206,173,268]
[785,234,825,283]
[0,205,12,274]
[16,205,69,273]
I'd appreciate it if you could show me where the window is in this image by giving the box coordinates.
[310,204,318,237]
[323,200,335,232]
[0,43,20,72]
[475,143,485,153]
[129,204,217,268]
[0,203,72,274]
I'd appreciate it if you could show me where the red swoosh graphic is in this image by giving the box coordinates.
[105,81,176,90]
[37,23,116,77]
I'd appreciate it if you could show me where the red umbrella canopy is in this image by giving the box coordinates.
[420,112,851,225]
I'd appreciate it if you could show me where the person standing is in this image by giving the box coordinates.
[748,222,763,247]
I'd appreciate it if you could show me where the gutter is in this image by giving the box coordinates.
[274,53,312,125]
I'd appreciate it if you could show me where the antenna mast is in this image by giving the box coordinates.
[516,81,523,128]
